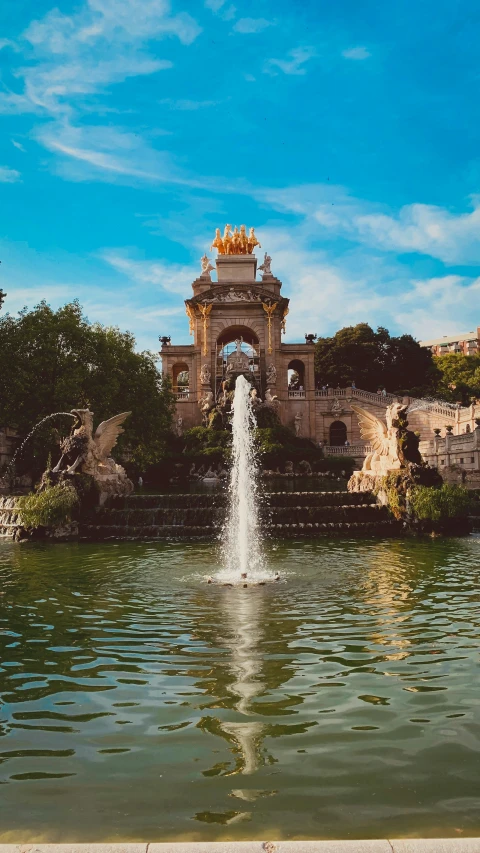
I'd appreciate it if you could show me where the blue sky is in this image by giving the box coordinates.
[1,0,480,350]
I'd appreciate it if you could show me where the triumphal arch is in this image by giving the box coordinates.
[160,225,320,439]
[161,224,442,447]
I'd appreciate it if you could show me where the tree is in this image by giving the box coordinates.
[0,300,175,474]
[314,323,436,394]
[433,353,480,404]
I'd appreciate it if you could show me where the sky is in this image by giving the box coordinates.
[1,0,480,351]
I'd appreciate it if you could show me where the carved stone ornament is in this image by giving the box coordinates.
[266,363,277,385]
[200,363,211,386]
[331,398,343,417]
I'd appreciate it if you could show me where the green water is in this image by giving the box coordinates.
[1,536,480,842]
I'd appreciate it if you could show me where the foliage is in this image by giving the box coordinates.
[17,482,79,529]
[433,353,480,405]
[315,323,437,394]
[410,484,471,522]
[378,473,407,519]
[182,427,232,461]
[0,300,176,476]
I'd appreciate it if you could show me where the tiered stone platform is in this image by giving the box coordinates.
[79,489,399,541]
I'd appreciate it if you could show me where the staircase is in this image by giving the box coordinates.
[79,490,400,541]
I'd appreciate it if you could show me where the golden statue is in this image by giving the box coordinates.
[262,300,278,355]
[247,227,261,254]
[231,225,241,254]
[210,228,224,254]
[239,224,248,254]
[223,224,233,255]
[210,225,261,256]
[197,302,213,356]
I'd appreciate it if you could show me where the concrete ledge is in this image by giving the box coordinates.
[1,841,480,853]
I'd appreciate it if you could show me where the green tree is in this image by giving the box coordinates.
[314,323,436,394]
[0,300,175,474]
[433,353,480,404]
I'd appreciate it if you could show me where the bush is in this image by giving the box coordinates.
[410,484,471,522]
[17,482,79,529]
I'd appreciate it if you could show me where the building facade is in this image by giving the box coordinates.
[161,231,477,449]
[420,328,480,357]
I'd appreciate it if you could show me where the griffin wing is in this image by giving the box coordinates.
[350,404,388,454]
[94,412,131,458]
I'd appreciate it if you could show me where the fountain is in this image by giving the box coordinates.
[216,375,272,584]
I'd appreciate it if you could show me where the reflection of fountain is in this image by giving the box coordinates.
[212,586,269,780]
[217,374,268,582]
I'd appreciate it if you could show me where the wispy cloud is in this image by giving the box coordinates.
[257,182,480,265]
[5,0,200,117]
[259,226,480,341]
[101,251,194,295]
[264,46,316,76]
[233,18,271,34]
[11,140,26,152]
[0,166,21,182]
[159,98,220,110]
[342,46,371,60]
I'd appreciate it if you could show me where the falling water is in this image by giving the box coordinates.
[216,375,270,584]
[5,412,76,479]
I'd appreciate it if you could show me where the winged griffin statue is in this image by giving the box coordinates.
[53,409,134,502]
[350,401,423,480]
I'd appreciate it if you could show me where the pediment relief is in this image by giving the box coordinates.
[188,286,283,306]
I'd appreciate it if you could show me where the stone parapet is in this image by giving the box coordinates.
[0,839,479,852]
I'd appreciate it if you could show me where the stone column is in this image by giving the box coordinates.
[474,424,480,471]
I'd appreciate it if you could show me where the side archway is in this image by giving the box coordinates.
[288,359,305,389]
[172,362,189,392]
[329,420,347,446]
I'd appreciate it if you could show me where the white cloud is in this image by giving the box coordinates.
[342,46,371,60]
[264,46,316,76]
[0,38,17,51]
[0,166,21,182]
[6,0,200,117]
[259,226,480,342]
[205,0,227,10]
[256,182,480,265]
[11,140,26,152]
[233,18,271,34]
[36,121,208,187]
[101,251,194,295]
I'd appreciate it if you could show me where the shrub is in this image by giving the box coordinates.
[410,484,471,522]
[17,482,79,529]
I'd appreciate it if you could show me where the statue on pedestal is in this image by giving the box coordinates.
[294,412,303,437]
[200,254,214,279]
[258,252,272,277]
[266,363,277,385]
[200,363,211,386]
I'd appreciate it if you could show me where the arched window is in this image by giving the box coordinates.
[172,362,189,392]
[329,420,347,446]
[288,359,305,389]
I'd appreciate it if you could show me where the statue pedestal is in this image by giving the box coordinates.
[216,255,257,282]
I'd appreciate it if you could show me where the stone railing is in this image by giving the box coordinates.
[324,444,372,457]
[175,391,190,401]
[420,428,480,470]
[288,390,306,399]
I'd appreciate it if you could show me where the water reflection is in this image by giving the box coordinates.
[1,537,480,841]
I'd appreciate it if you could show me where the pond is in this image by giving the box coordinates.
[1,536,480,842]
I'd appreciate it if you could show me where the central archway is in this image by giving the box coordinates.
[216,325,260,381]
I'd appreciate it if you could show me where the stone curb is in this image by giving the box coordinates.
[1,841,480,852]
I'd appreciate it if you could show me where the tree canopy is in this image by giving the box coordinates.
[433,353,480,405]
[314,323,437,395]
[0,300,175,473]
